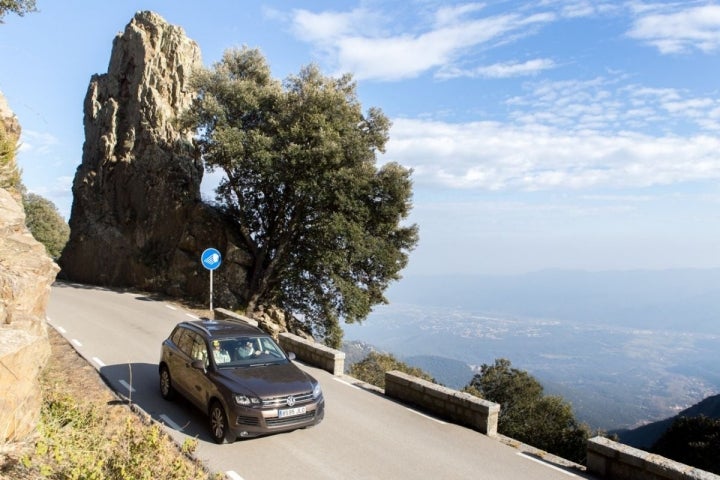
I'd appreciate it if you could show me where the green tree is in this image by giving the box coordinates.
[23,192,70,258]
[181,47,418,347]
[349,351,435,389]
[0,0,37,22]
[465,358,589,464]
[651,416,720,475]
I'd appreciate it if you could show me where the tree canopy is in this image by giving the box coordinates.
[181,47,418,347]
[22,192,69,258]
[652,415,720,475]
[0,0,37,22]
[465,358,590,464]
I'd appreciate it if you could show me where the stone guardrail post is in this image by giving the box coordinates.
[384,370,500,436]
[213,308,259,327]
[278,333,345,376]
[587,436,720,480]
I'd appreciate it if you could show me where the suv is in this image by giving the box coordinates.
[159,319,324,443]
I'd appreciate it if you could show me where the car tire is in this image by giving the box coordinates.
[159,365,175,400]
[209,400,235,444]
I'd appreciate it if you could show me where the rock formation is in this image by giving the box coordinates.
[59,11,250,308]
[0,92,59,443]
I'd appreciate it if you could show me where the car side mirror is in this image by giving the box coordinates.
[288,352,296,361]
[191,359,206,371]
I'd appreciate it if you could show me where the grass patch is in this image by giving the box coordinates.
[0,329,221,480]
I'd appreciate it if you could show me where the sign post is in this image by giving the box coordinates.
[201,248,222,311]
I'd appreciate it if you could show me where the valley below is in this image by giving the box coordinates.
[342,270,720,432]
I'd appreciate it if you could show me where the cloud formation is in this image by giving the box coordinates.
[387,117,720,191]
[290,4,556,80]
[628,4,720,53]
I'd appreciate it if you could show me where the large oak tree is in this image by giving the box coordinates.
[181,48,418,346]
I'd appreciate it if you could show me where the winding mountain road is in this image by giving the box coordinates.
[47,281,593,480]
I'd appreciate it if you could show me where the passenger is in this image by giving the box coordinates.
[212,340,231,364]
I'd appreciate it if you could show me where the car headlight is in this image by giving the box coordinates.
[234,394,261,406]
[312,383,322,399]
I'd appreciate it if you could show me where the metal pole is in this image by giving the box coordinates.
[210,269,214,311]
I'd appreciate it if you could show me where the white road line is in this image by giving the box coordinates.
[165,304,177,310]
[516,452,579,477]
[56,326,67,334]
[185,313,199,319]
[71,339,82,347]
[92,357,106,368]
[332,377,361,390]
[119,380,136,393]
[406,408,447,425]
[159,414,183,431]
[226,471,245,480]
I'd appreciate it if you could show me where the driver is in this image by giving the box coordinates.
[237,339,257,359]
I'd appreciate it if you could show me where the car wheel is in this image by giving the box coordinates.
[209,401,234,444]
[159,366,175,400]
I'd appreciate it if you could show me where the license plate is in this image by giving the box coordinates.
[278,406,307,418]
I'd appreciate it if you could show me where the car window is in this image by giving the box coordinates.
[174,328,195,357]
[258,337,283,356]
[189,332,209,367]
[216,335,288,367]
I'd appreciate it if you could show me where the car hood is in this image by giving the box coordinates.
[218,362,316,397]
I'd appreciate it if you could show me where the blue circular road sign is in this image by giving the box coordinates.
[201,248,222,271]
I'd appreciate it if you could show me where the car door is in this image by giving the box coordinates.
[184,332,216,409]
[167,327,196,400]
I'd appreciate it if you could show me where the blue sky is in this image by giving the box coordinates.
[2,0,720,275]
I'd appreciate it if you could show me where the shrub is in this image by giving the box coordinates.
[349,351,435,389]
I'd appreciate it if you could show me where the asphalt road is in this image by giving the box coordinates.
[47,281,595,480]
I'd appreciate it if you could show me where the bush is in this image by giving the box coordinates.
[0,121,22,193]
[349,351,435,389]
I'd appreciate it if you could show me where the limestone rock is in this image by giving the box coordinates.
[59,11,250,307]
[0,92,59,443]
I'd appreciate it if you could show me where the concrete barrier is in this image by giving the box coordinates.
[587,436,720,480]
[213,308,259,327]
[384,370,500,436]
[278,332,345,376]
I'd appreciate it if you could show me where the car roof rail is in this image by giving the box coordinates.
[181,321,212,337]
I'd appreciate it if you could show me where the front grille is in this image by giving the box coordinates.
[236,415,260,426]
[265,411,316,427]
[261,391,314,408]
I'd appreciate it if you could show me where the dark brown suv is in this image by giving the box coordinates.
[159,319,324,443]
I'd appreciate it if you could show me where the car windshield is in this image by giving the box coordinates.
[210,335,288,368]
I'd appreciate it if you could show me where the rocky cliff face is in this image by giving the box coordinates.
[0,93,59,443]
[59,11,250,307]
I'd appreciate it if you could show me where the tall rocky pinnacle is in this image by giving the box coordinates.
[59,11,250,308]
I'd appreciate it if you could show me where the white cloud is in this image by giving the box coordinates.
[289,4,556,80]
[17,129,58,155]
[628,4,720,53]
[441,58,557,79]
[384,117,720,191]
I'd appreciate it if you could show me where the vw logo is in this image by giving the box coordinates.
[286,395,296,407]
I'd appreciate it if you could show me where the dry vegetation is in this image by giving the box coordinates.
[0,328,220,480]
